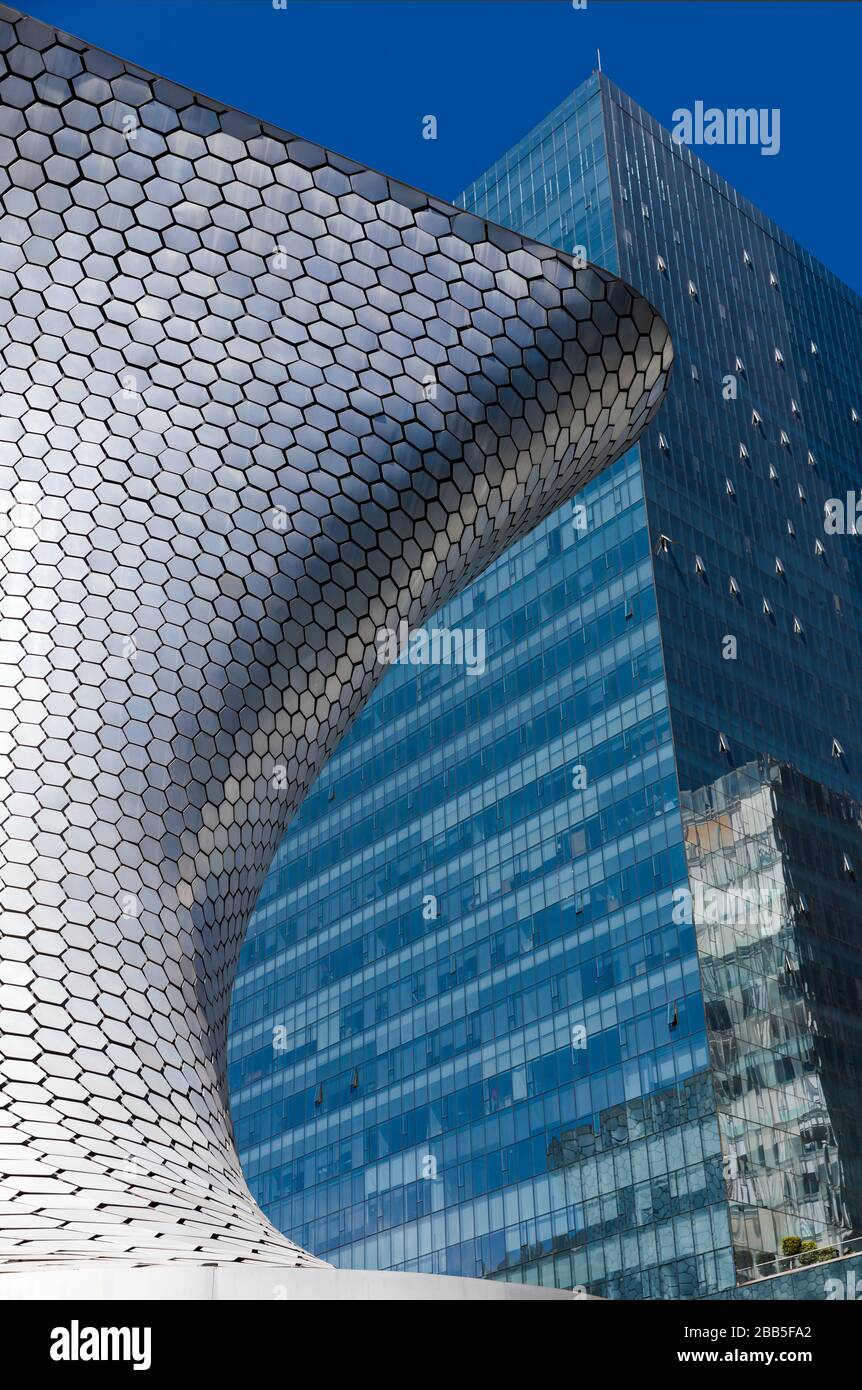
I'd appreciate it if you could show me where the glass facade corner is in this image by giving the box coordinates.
[229,72,862,1301]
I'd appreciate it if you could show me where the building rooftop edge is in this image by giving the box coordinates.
[458,68,862,317]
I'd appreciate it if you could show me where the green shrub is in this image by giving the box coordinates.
[781,1236,802,1256]
[798,1249,821,1266]
[800,1240,818,1252]
[817,1247,838,1263]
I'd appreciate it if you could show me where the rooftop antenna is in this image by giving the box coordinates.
[597,48,602,73]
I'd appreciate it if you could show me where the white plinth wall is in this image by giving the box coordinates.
[0,1265,583,1301]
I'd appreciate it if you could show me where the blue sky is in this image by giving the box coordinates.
[22,0,862,293]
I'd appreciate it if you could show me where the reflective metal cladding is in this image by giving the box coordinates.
[0,8,671,1265]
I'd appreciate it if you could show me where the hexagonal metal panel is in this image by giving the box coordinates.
[0,5,672,1267]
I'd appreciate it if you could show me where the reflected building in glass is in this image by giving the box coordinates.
[229,74,862,1298]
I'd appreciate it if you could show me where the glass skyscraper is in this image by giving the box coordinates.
[228,74,862,1299]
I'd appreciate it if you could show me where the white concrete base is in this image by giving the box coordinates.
[0,1265,577,1301]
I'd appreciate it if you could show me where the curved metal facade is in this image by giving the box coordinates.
[0,6,671,1266]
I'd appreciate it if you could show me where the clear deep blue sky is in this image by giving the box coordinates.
[22,0,862,293]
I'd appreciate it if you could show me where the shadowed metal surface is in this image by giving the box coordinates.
[0,5,672,1267]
